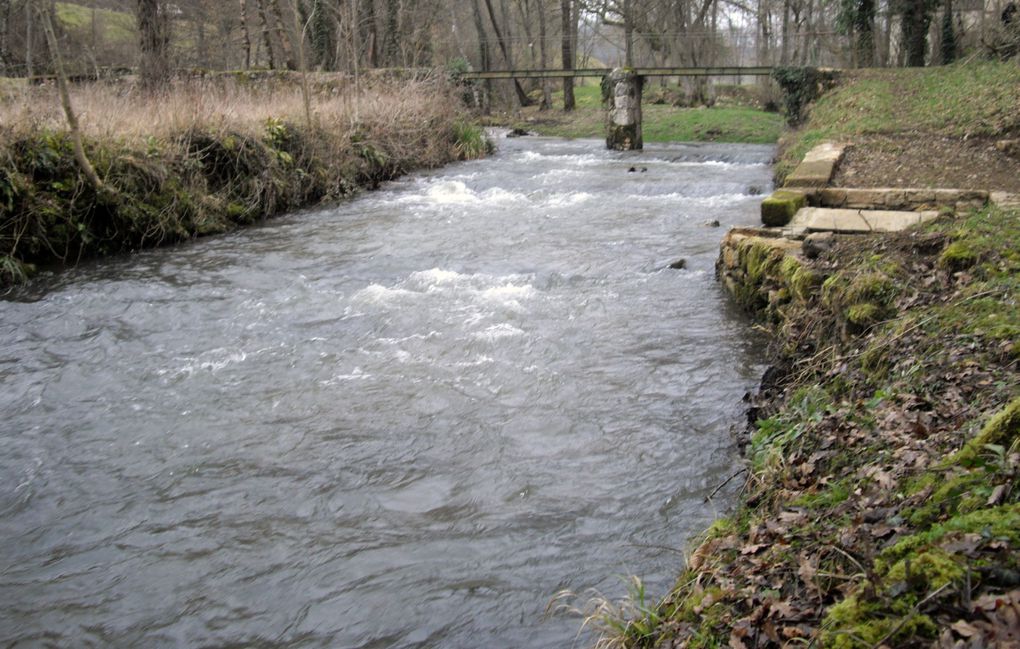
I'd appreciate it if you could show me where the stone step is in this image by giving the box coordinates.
[784,142,847,189]
[789,207,939,234]
[818,187,988,212]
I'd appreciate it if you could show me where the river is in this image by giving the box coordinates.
[0,136,773,648]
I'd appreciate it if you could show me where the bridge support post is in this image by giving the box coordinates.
[605,68,643,151]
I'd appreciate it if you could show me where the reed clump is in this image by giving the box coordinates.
[0,73,488,286]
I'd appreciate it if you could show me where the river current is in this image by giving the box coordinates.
[0,137,773,648]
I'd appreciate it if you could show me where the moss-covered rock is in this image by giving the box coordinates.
[761,189,808,227]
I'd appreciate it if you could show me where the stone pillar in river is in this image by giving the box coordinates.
[605,68,643,151]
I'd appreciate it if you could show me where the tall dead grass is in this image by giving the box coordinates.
[0,73,463,147]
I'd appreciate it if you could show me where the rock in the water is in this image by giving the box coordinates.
[628,167,637,173]
[803,231,835,259]
[748,185,764,196]
[506,128,532,138]
[668,259,687,270]
[703,219,721,227]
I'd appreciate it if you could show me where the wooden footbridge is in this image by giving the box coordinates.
[457,66,777,151]
[457,66,774,80]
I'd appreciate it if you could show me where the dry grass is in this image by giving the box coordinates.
[0,73,462,147]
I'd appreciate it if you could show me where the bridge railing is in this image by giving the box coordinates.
[456,66,774,80]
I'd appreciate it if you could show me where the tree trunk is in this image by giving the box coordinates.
[240,0,253,68]
[360,0,377,67]
[0,0,9,75]
[195,3,208,68]
[901,0,931,66]
[470,0,492,113]
[137,0,171,89]
[780,0,790,64]
[482,0,532,106]
[384,0,398,65]
[537,0,551,109]
[268,0,297,69]
[255,0,276,68]
[290,0,313,127]
[623,0,634,66]
[854,0,876,66]
[26,0,34,77]
[560,0,574,110]
[39,1,104,193]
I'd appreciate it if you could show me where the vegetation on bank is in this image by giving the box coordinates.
[500,84,784,144]
[564,200,1019,649]
[0,75,488,287]
[776,61,1020,183]
[555,63,1020,648]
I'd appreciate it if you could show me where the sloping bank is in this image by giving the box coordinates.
[580,65,1019,648]
[0,75,488,287]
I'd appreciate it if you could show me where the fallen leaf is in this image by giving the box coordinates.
[950,620,979,638]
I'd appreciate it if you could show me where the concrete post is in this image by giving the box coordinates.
[605,68,643,151]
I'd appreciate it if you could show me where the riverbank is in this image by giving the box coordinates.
[570,62,1019,648]
[0,74,488,287]
[492,84,783,144]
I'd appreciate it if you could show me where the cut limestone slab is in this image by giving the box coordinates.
[991,192,1020,208]
[761,189,809,227]
[789,207,939,233]
[785,142,847,189]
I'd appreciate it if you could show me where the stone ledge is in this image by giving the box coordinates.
[991,192,1020,208]
[789,207,939,234]
[818,187,989,211]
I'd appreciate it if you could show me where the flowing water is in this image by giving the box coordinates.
[0,137,773,648]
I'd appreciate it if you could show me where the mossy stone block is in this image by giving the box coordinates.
[761,190,807,227]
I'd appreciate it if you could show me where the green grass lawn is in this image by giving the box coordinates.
[778,61,1020,180]
[56,2,137,46]
[512,84,784,144]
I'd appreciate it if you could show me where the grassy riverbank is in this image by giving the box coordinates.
[0,74,487,286]
[776,62,1020,188]
[564,63,1019,648]
[502,84,784,144]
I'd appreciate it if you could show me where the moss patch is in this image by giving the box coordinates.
[761,190,807,227]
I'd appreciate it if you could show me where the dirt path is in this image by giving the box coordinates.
[833,135,1020,192]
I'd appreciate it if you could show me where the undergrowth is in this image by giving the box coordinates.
[561,207,1019,647]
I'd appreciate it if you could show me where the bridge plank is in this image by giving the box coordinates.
[457,66,773,80]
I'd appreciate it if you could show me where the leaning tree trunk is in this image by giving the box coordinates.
[38,0,104,192]
[137,0,171,89]
[482,0,532,106]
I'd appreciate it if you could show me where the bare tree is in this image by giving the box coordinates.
[137,0,171,88]
[561,0,574,110]
[256,0,277,68]
[239,0,253,68]
[269,0,297,68]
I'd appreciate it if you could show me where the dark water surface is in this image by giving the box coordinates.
[0,137,773,648]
